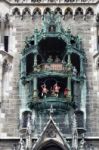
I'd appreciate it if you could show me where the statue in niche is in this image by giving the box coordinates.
[54,56,61,63]
[72,66,77,76]
[49,25,56,32]
[47,55,53,63]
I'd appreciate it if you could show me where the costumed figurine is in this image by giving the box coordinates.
[53,83,60,97]
[47,55,53,63]
[41,83,48,98]
[54,56,61,63]
[64,88,69,97]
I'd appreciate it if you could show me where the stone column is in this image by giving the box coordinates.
[80,57,84,77]
[0,18,4,44]
[34,29,38,46]
[33,29,38,98]
[80,80,87,125]
[0,54,3,104]
[34,53,37,66]
[21,57,26,79]
[67,53,72,98]
[33,77,38,98]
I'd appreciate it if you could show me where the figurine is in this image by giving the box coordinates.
[53,83,60,97]
[41,83,48,98]
[73,66,77,76]
[47,55,53,63]
[54,56,61,63]
[64,88,69,97]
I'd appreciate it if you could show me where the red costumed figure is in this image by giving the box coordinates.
[41,83,48,98]
[64,88,69,97]
[53,83,60,97]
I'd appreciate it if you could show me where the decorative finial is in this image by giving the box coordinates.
[72,113,78,150]
[79,134,85,150]
[18,136,25,150]
[48,105,55,119]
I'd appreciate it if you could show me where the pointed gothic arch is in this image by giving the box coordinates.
[43,7,51,15]
[64,7,73,20]
[75,7,83,19]
[12,7,20,16]
[33,8,41,16]
[85,7,94,20]
[37,140,68,150]
[22,7,31,17]
[54,7,62,15]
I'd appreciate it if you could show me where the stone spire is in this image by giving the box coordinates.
[26,113,32,150]
[18,137,25,150]
[72,113,78,150]
[79,134,85,150]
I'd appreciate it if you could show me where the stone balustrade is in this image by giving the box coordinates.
[6,0,98,4]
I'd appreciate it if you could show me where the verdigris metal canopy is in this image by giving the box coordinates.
[22,12,85,58]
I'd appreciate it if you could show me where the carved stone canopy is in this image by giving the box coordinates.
[32,117,71,150]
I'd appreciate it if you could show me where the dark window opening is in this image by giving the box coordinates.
[97,28,99,50]
[71,53,80,75]
[39,142,65,150]
[21,111,32,128]
[4,36,9,52]
[38,37,66,62]
[72,80,81,108]
[40,145,64,150]
[44,8,51,15]
[37,55,43,65]
[26,53,34,75]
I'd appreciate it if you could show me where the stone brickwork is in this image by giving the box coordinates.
[5,16,98,137]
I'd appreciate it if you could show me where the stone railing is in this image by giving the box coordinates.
[6,0,98,4]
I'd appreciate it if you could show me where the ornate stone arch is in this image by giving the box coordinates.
[33,8,41,16]
[12,7,20,16]
[85,7,94,20]
[64,7,73,20]
[43,7,51,15]
[22,7,31,17]
[37,139,69,150]
[54,7,62,15]
[75,7,84,20]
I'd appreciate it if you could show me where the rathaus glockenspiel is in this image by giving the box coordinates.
[0,0,99,149]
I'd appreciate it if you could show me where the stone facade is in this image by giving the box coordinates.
[0,0,99,150]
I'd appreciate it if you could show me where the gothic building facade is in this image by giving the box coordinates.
[0,0,99,150]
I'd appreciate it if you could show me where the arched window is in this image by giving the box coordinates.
[32,8,41,18]
[12,8,20,16]
[43,8,51,15]
[54,8,62,16]
[85,7,94,20]
[75,7,83,19]
[22,8,31,18]
[64,8,73,20]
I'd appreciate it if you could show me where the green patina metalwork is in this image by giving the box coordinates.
[20,11,86,111]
